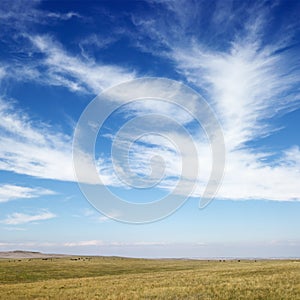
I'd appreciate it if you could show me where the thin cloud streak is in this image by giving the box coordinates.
[0,99,75,182]
[0,0,82,30]
[0,184,54,203]
[26,35,136,94]
[1,211,56,225]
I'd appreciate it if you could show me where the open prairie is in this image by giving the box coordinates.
[0,257,299,299]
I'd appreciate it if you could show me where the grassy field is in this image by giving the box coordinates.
[0,257,299,299]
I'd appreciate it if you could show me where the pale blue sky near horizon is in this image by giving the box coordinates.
[0,0,299,258]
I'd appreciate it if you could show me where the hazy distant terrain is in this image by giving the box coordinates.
[0,251,67,259]
[0,253,299,299]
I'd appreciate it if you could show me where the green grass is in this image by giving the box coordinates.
[0,257,299,299]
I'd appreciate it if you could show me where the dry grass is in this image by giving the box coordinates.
[0,257,299,299]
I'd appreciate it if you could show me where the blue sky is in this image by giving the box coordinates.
[0,0,300,258]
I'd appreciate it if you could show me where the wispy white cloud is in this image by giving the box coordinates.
[172,39,299,149]
[161,9,300,201]
[1,210,56,225]
[0,0,82,30]
[0,1,136,94]
[0,184,54,203]
[23,35,135,94]
[1,34,135,94]
[0,66,5,81]
[64,240,104,247]
[0,241,57,247]
[94,1,300,202]
[0,99,75,181]
[79,34,118,61]
[46,11,81,21]
[63,240,169,247]
[3,227,26,231]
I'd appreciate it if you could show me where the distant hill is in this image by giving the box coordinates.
[0,250,68,259]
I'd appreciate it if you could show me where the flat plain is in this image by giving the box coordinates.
[0,256,299,299]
